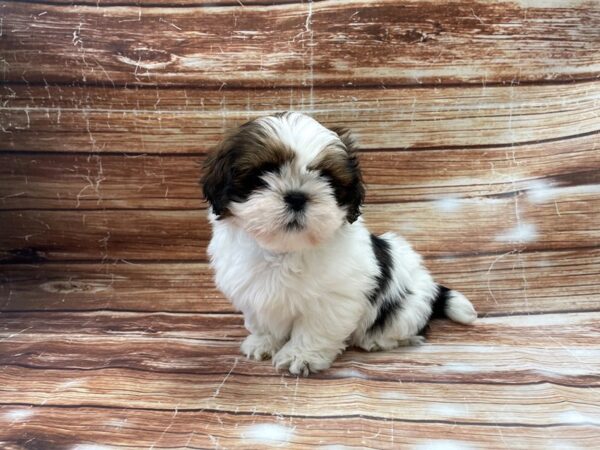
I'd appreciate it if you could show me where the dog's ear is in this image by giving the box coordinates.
[330,127,365,224]
[201,135,239,218]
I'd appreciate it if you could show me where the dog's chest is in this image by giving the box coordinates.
[211,238,315,311]
[208,222,376,320]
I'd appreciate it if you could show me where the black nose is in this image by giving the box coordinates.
[284,192,308,212]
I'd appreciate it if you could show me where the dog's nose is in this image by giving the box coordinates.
[284,192,308,212]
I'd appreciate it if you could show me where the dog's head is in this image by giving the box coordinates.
[201,112,365,253]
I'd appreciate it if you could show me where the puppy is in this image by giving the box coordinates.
[202,112,477,376]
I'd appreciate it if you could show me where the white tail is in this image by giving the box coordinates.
[445,290,477,324]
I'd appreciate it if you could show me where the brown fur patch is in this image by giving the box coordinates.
[201,119,295,217]
[309,127,365,223]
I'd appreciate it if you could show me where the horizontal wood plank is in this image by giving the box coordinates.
[1,365,599,425]
[16,0,296,4]
[1,311,599,385]
[3,334,599,386]
[0,262,228,313]
[2,248,599,315]
[2,82,599,152]
[0,209,208,262]
[1,310,598,347]
[2,134,599,209]
[2,1,599,87]
[1,187,598,261]
[2,406,598,450]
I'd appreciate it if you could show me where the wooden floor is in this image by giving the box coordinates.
[1,0,600,448]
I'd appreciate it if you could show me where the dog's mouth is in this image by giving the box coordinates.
[285,218,304,232]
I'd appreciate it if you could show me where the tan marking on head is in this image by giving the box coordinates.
[201,118,295,217]
[308,146,355,185]
[307,127,365,223]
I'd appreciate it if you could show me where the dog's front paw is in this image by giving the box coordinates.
[273,345,334,376]
[241,334,281,361]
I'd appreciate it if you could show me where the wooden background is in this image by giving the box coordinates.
[1,0,600,448]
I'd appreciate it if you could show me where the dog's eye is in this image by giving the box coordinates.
[255,162,281,176]
[317,168,337,184]
[241,162,281,191]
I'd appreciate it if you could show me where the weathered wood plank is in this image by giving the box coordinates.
[0,262,228,312]
[0,153,205,210]
[2,406,597,450]
[1,188,598,261]
[2,1,599,87]
[1,310,598,347]
[1,365,599,424]
[3,334,599,386]
[2,82,599,152]
[1,249,599,315]
[0,209,208,262]
[17,0,295,4]
[2,134,599,209]
[1,311,599,385]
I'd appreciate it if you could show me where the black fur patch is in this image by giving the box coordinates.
[368,297,403,335]
[238,161,282,195]
[367,234,393,305]
[417,284,451,336]
[366,234,408,334]
[431,285,451,319]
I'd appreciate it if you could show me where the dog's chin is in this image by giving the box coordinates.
[251,227,327,253]
[233,213,345,253]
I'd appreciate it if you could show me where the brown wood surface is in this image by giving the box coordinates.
[2,309,600,346]
[2,407,598,450]
[2,0,599,87]
[3,318,600,385]
[2,83,599,152]
[1,188,598,261]
[2,248,599,315]
[1,133,599,208]
[2,364,600,421]
[1,0,599,447]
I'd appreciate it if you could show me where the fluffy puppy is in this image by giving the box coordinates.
[202,112,477,376]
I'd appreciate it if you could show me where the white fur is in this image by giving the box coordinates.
[229,163,345,253]
[207,112,477,375]
[445,290,478,324]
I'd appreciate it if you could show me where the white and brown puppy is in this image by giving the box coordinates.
[202,112,477,376]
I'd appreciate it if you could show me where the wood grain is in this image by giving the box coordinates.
[1,310,598,347]
[2,406,598,450]
[2,0,599,447]
[2,187,598,261]
[2,82,599,152]
[3,333,600,386]
[0,209,208,262]
[5,0,297,4]
[2,0,599,87]
[2,248,600,315]
[0,262,228,313]
[1,311,599,385]
[1,365,599,424]
[2,134,599,209]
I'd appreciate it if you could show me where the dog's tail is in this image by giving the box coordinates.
[431,285,477,325]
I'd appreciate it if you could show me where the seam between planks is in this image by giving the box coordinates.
[2,128,599,156]
[3,245,600,265]
[2,362,600,388]
[2,0,330,8]
[0,402,598,428]
[2,79,600,91]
